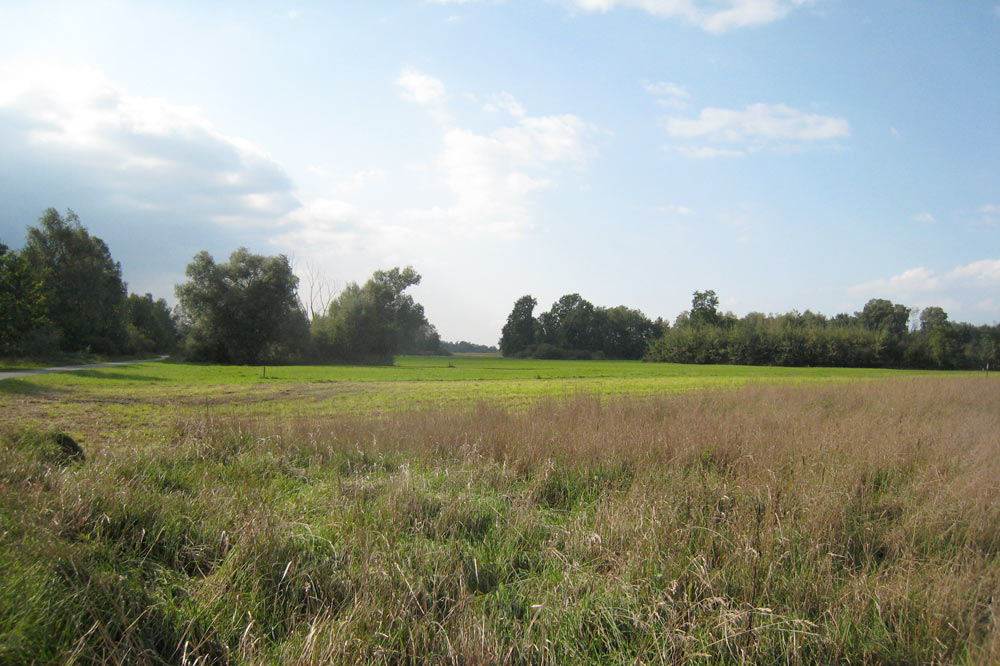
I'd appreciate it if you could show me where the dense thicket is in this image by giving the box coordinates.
[646,291,999,370]
[175,248,309,364]
[310,267,442,364]
[442,340,498,354]
[499,293,659,359]
[1,209,178,357]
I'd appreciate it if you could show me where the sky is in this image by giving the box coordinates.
[0,0,997,344]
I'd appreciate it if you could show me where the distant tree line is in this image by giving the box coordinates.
[646,290,999,370]
[1,209,446,365]
[499,293,660,360]
[1,209,177,357]
[441,340,498,354]
[498,289,999,370]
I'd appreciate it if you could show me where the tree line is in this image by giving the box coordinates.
[499,293,660,359]
[499,290,999,370]
[646,290,999,370]
[1,209,177,357]
[1,209,443,364]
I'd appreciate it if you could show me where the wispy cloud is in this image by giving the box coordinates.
[406,104,591,238]
[665,103,848,142]
[912,212,935,224]
[483,92,526,118]
[429,0,809,32]
[395,67,446,105]
[656,204,695,215]
[565,0,809,32]
[662,145,745,158]
[662,102,847,157]
[643,80,690,108]
[979,203,1000,225]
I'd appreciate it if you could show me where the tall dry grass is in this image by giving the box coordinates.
[1,377,998,664]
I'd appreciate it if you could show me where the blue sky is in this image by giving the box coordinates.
[1,0,997,344]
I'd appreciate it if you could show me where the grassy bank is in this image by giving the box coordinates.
[1,376,997,663]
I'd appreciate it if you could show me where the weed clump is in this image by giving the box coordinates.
[5,428,84,467]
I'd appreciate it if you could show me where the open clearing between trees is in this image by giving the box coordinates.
[1,357,997,663]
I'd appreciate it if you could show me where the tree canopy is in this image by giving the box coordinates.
[311,266,439,363]
[175,248,308,364]
[0,242,48,355]
[20,209,129,354]
[499,293,658,360]
[646,291,999,370]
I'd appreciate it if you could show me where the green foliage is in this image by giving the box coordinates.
[311,266,435,363]
[690,289,721,327]
[0,243,48,356]
[175,248,309,364]
[649,294,999,370]
[125,292,178,354]
[499,294,538,357]
[20,209,128,354]
[501,293,657,360]
[441,340,497,354]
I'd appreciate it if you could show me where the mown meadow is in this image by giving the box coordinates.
[1,357,997,664]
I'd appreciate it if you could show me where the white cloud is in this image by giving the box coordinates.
[331,168,386,194]
[271,198,368,253]
[483,92,526,118]
[406,93,591,238]
[912,212,935,224]
[566,0,808,32]
[662,144,745,158]
[643,80,691,108]
[890,126,900,138]
[0,57,297,227]
[430,0,808,32]
[661,102,847,156]
[979,203,1000,225]
[847,260,1000,321]
[656,204,695,215]
[665,103,848,142]
[395,67,446,105]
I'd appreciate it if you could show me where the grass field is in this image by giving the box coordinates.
[1,357,997,663]
[0,355,965,439]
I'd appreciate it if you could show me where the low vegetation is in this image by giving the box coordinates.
[1,365,997,663]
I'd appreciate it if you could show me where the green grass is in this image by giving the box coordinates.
[1,378,998,663]
[1,355,968,441]
[1,357,995,663]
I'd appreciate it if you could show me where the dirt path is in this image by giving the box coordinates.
[0,355,169,381]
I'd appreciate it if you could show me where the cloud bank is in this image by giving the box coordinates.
[0,58,298,229]
[848,259,1000,320]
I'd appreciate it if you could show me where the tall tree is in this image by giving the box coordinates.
[538,293,600,351]
[918,306,948,332]
[689,290,721,327]
[0,242,48,355]
[312,266,431,363]
[175,248,308,364]
[858,298,910,338]
[21,209,128,353]
[499,295,538,357]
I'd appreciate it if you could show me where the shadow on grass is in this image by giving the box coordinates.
[0,379,67,396]
[69,370,167,382]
